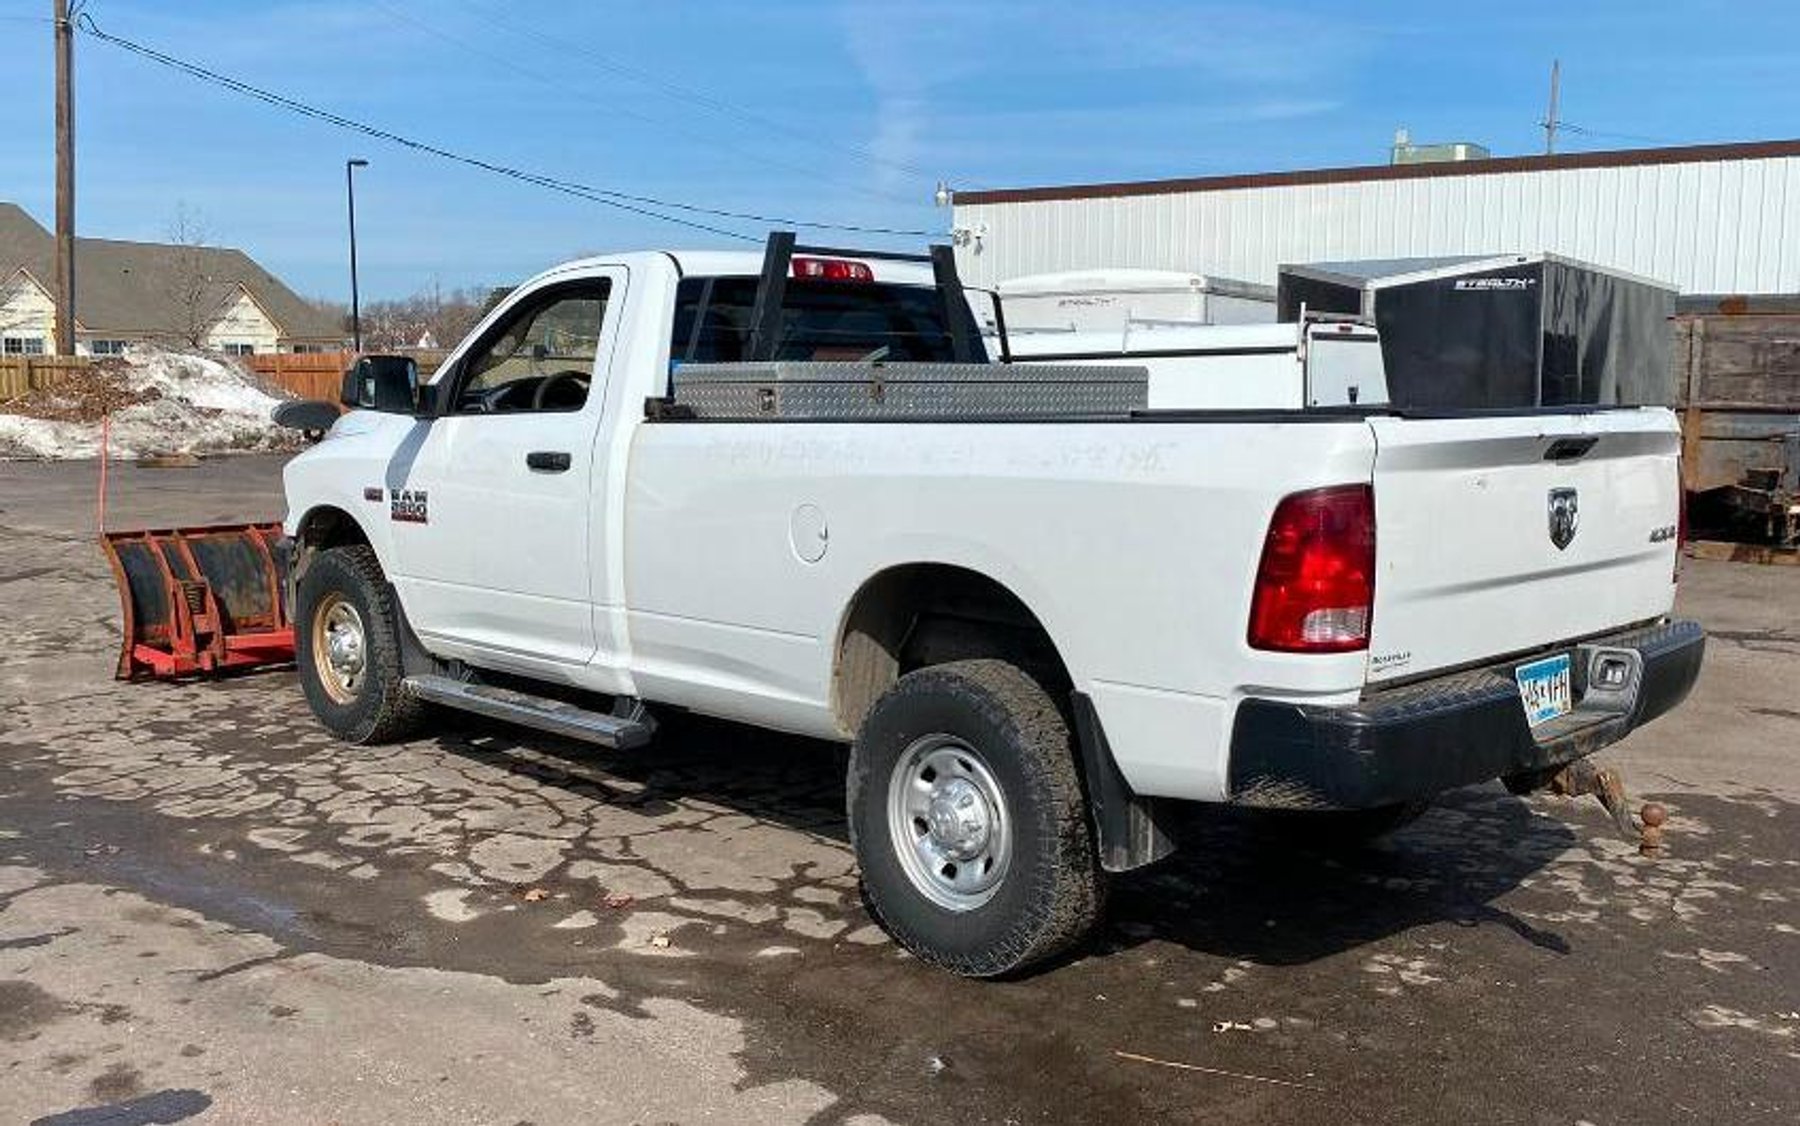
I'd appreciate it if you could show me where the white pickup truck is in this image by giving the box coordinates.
[281,233,1704,977]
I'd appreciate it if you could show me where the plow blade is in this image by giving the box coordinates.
[103,523,296,679]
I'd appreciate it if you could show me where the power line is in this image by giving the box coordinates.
[74,15,750,242]
[448,0,939,186]
[1556,122,1681,148]
[74,14,937,242]
[368,0,922,211]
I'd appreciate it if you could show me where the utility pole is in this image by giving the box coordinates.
[53,0,76,356]
[1543,59,1562,156]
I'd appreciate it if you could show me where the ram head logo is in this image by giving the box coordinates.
[1548,487,1579,551]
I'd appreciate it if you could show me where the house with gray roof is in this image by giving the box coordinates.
[0,202,346,357]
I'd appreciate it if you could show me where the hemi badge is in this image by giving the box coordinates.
[363,487,383,502]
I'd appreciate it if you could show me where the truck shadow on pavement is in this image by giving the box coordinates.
[429,710,1580,972]
[1104,795,1579,967]
[9,666,1794,1126]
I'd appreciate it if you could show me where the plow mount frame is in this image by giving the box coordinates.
[102,522,297,679]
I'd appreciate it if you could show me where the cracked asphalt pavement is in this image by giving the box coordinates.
[1,455,1796,1124]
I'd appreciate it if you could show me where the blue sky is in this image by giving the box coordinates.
[2,1,1796,301]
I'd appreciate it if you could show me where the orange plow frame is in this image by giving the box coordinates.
[102,523,297,679]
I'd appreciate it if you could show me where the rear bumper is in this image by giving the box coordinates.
[1227,619,1705,810]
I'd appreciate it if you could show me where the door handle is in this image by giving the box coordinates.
[526,451,572,473]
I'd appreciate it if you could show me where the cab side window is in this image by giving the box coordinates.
[456,280,611,413]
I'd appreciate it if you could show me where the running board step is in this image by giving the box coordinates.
[403,674,654,750]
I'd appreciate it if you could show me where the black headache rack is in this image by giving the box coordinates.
[648,232,1149,423]
[744,230,990,365]
[645,230,1027,421]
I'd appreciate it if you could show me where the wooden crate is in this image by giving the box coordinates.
[1673,314,1800,493]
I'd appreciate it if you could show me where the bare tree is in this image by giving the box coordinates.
[358,284,492,352]
[166,203,216,348]
[305,295,351,337]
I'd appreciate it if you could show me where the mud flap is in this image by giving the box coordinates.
[1071,692,1176,873]
[102,523,296,679]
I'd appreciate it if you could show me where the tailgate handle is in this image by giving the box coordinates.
[1544,436,1599,462]
[526,451,572,473]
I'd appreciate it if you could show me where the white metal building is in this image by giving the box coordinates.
[950,140,1800,297]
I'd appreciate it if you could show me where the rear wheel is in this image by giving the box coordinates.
[295,544,428,744]
[848,659,1101,977]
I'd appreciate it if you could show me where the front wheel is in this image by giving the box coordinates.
[295,544,428,744]
[847,659,1101,977]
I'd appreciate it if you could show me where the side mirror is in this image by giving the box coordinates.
[340,355,419,413]
[271,399,342,443]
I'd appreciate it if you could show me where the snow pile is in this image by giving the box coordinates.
[0,348,300,460]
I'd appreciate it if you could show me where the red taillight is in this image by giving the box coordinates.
[1248,484,1376,653]
[792,256,873,282]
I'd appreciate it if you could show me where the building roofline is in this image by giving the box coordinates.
[0,265,88,332]
[217,280,282,334]
[73,234,247,252]
[954,138,1800,206]
[1280,252,1676,293]
[1,264,49,296]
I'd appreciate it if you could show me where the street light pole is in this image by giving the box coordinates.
[346,158,368,351]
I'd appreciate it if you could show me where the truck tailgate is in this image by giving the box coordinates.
[1365,408,1681,684]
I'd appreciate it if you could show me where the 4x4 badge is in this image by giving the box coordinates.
[1548,487,1579,550]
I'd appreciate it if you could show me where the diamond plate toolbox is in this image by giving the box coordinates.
[669,361,1148,421]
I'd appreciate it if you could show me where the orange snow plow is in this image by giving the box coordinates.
[102,523,296,679]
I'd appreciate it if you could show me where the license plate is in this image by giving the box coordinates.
[1515,653,1573,727]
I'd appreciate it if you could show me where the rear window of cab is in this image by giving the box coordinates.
[669,276,986,366]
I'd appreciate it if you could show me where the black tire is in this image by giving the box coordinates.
[295,544,428,744]
[847,659,1101,977]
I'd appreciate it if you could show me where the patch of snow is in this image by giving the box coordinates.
[0,346,296,460]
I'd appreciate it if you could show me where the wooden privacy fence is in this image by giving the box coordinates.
[246,352,354,401]
[2,350,450,405]
[246,350,448,401]
[0,356,91,400]
[0,354,356,403]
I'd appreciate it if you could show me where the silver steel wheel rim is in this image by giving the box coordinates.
[886,734,1012,912]
[312,594,367,705]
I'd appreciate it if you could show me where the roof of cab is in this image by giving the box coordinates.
[534,249,938,287]
[670,249,937,286]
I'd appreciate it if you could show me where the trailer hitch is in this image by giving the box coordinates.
[1548,759,1669,856]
